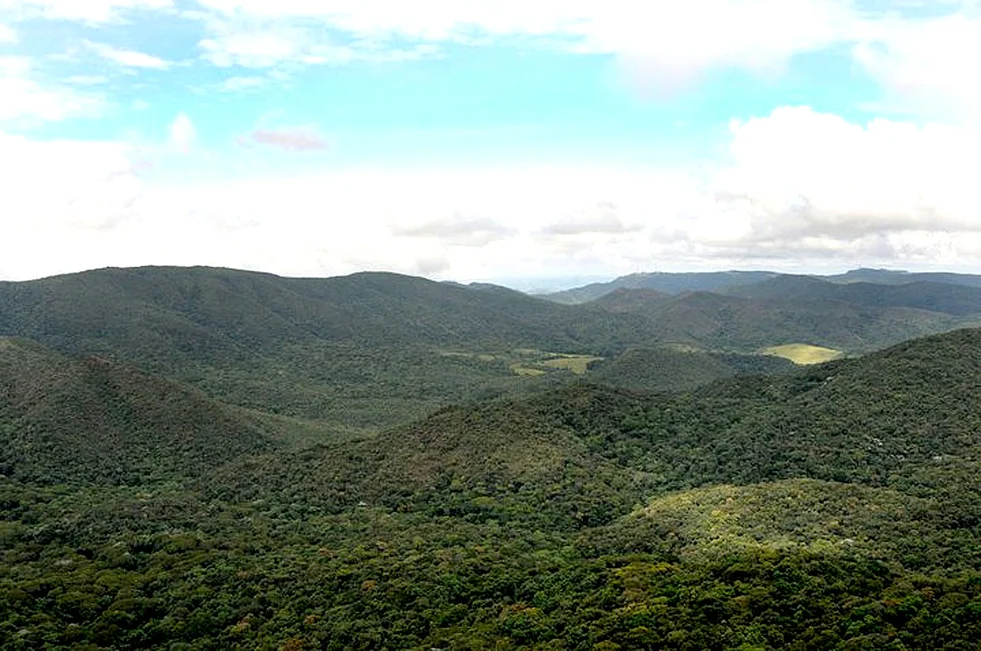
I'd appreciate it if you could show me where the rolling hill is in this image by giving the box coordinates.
[0,337,277,486]
[588,287,969,353]
[3,327,980,649]
[541,270,777,304]
[0,266,666,428]
[209,328,981,535]
[543,267,981,305]
[4,266,977,436]
[725,275,981,315]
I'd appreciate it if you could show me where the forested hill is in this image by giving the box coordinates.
[724,275,981,315]
[2,326,980,648]
[3,265,980,433]
[0,266,661,428]
[0,337,277,486]
[210,327,981,532]
[541,270,777,304]
[587,287,968,353]
[0,266,654,362]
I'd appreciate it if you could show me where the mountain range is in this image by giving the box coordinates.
[2,265,980,650]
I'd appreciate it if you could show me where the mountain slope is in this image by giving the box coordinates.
[588,287,965,352]
[0,266,664,427]
[208,328,981,537]
[542,270,777,304]
[0,337,277,485]
[589,346,794,392]
[0,266,656,360]
[4,330,981,650]
[727,275,981,315]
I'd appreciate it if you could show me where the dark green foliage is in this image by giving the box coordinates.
[542,270,779,303]
[0,267,656,429]
[0,338,276,486]
[727,276,981,316]
[590,346,795,392]
[589,288,971,353]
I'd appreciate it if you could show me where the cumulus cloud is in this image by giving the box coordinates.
[183,0,858,84]
[5,106,981,283]
[0,23,17,43]
[2,0,171,23]
[238,127,329,151]
[716,106,981,241]
[543,202,641,235]
[392,215,516,247]
[852,11,981,121]
[0,132,143,240]
[83,40,170,69]
[0,56,103,124]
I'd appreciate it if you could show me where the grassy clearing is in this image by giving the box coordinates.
[541,355,603,375]
[509,363,546,377]
[763,343,842,365]
[440,348,604,377]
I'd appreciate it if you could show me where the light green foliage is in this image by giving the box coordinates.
[763,343,843,365]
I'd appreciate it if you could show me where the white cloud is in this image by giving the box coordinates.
[187,0,858,81]
[543,202,640,235]
[0,56,103,124]
[169,112,195,152]
[5,106,981,282]
[0,132,143,251]
[84,40,170,69]
[197,22,440,68]
[219,75,266,91]
[852,11,981,121]
[199,27,311,68]
[0,22,17,43]
[1,0,172,23]
[715,106,981,241]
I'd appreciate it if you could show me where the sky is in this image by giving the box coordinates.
[2,0,981,288]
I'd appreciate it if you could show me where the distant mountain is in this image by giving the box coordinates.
[0,266,667,428]
[827,267,981,288]
[0,337,277,485]
[0,266,646,361]
[587,287,967,353]
[726,276,981,315]
[541,267,981,304]
[540,270,778,304]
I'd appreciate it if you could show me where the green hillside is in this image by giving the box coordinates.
[542,270,777,304]
[4,328,980,649]
[0,267,663,429]
[589,287,970,353]
[727,276,981,315]
[2,268,981,650]
[2,266,977,435]
[0,337,277,486]
[590,346,795,392]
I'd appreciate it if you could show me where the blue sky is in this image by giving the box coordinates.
[2,1,981,287]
